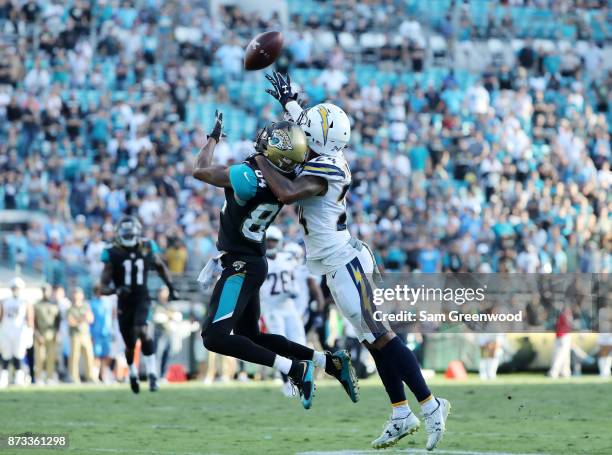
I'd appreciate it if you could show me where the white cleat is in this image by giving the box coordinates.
[282,380,295,398]
[424,398,451,451]
[14,369,26,386]
[371,412,420,449]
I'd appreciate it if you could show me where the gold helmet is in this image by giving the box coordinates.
[255,121,308,173]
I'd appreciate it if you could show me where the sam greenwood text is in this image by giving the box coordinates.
[373,310,524,323]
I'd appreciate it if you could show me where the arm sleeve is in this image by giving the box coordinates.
[229,164,258,204]
[285,100,304,123]
[100,248,110,263]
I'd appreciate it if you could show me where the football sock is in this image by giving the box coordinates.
[273,355,293,375]
[420,395,439,414]
[255,332,314,361]
[144,354,157,377]
[487,358,499,379]
[129,363,138,378]
[280,372,289,384]
[203,332,276,367]
[369,347,407,405]
[313,351,327,369]
[392,402,412,419]
[598,357,612,376]
[380,336,432,402]
[479,359,488,380]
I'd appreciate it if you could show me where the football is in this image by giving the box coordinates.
[244,30,284,71]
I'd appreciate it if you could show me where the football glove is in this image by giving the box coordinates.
[117,285,131,299]
[208,110,223,142]
[265,71,298,108]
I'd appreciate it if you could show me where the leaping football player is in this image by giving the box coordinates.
[99,216,179,394]
[192,112,359,409]
[259,226,308,397]
[257,72,451,450]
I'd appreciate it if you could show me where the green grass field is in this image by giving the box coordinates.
[0,375,610,455]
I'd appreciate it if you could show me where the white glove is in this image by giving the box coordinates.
[197,255,223,291]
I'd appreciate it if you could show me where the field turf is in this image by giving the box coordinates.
[0,375,610,455]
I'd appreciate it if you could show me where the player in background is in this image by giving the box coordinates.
[193,112,358,409]
[0,278,34,388]
[99,215,179,393]
[283,242,328,349]
[89,285,115,383]
[260,226,308,397]
[259,72,451,451]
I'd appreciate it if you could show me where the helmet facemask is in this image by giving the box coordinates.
[116,217,142,248]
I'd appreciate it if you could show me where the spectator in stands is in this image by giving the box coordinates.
[165,237,188,275]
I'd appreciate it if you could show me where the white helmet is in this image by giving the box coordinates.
[10,277,25,289]
[297,103,350,156]
[284,242,305,264]
[265,226,284,257]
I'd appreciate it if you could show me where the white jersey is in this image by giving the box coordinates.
[1,297,27,331]
[291,262,314,318]
[260,252,296,311]
[298,153,357,274]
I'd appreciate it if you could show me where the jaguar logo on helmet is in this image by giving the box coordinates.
[269,128,292,151]
[262,121,308,173]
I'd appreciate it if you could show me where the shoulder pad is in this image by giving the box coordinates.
[301,155,348,181]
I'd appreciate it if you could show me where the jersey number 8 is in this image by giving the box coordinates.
[241,203,281,242]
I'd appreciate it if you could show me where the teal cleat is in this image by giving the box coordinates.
[289,360,316,409]
[328,350,360,403]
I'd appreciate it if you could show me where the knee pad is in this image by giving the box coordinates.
[140,337,155,356]
[135,326,155,356]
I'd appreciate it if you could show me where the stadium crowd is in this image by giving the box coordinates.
[0,0,610,384]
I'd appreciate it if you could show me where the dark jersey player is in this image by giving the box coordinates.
[100,216,178,393]
[192,111,359,409]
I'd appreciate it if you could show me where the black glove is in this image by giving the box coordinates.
[117,285,131,299]
[208,110,223,142]
[168,287,180,301]
[265,72,298,107]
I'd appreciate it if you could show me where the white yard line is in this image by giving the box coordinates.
[299,450,549,455]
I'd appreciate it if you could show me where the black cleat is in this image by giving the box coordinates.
[325,350,360,402]
[149,374,159,392]
[129,375,140,394]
